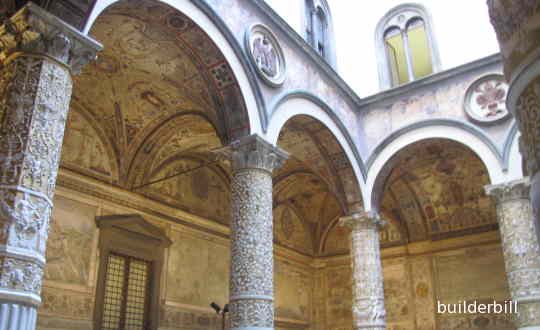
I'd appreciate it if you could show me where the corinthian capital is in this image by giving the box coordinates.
[340,210,386,231]
[485,177,531,204]
[0,2,102,74]
[216,134,289,173]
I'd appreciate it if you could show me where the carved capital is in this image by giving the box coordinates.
[340,210,386,231]
[217,134,289,173]
[485,177,531,204]
[0,2,102,74]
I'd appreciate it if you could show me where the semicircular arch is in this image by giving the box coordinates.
[267,91,367,206]
[85,0,264,138]
[366,120,507,211]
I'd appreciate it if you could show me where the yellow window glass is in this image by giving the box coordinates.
[385,28,409,86]
[407,18,433,79]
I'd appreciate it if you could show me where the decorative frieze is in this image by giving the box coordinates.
[340,211,387,330]
[0,3,101,73]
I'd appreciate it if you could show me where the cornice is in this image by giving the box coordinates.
[359,53,503,108]
[56,168,314,264]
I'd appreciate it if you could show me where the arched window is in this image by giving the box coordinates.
[305,0,335,65]
[376,4,441,89]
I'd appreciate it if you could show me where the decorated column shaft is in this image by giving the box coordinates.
[0,3,101,329]
[488,1,540,222]
[341,211,387,330]
[486,178,540,329]
[223,135,288,330]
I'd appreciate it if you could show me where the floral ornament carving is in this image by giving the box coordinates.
[464,74,510,125]
[0,2,102,73]
[485,178,540,329]
[220,135,288,329]
[341,211,387,329]
[0,257,43,294]
[487,0,540,76]
[0,1,100,316]
[515,78,540,176]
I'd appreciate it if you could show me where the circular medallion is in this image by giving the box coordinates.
[464,74,510,125]
[245,24,286,87]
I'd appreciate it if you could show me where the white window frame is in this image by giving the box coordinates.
[375,3,441,89]
[305,0,337,67]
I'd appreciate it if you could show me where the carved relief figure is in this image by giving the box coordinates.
[253,36,278,77]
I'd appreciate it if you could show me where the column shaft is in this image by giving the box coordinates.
[221,135,288,330]
[487,178,540,329]
[0,4,100,329]
[341,212,387,330]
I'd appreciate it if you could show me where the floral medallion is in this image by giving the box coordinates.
[464,74,510,125]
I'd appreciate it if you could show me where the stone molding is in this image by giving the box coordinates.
[485,177,531,204]
[0,2,102,74]
[217,134,289,173]
[340,210,386,231]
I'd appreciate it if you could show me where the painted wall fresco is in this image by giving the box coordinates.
[275,261,313,321]
[166,229,230,307]
[315,243,513,330]
[146,159,230,225]
[38,195,98,330]
[45,196,97,287]
[61,108,115,181]
[380,139,498,243]
[434,245,513,330]
[274,204,314,255]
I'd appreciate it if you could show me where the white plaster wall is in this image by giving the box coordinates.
[265,1,500,98]
[264,0,305,36]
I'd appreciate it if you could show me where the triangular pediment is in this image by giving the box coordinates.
[95,214,172,247]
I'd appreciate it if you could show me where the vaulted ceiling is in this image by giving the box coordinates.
[322,139,497,256]
[380,139,497,243]
[275,115,362,256]
[60,0,361,257]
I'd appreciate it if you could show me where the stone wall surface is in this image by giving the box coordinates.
[36,181,313,330]
[314,242,514,330]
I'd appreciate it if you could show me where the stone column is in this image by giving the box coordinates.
[487,1,540,223]
[0,3,101,329]
[340,211,387,330]
[220,135,288,330]
[486,178,540,330]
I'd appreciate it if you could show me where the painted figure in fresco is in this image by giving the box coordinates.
[253,35,278,77]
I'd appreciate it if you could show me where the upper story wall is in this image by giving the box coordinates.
[265,0,501,97]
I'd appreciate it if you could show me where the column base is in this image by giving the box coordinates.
[0,300,38,330]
